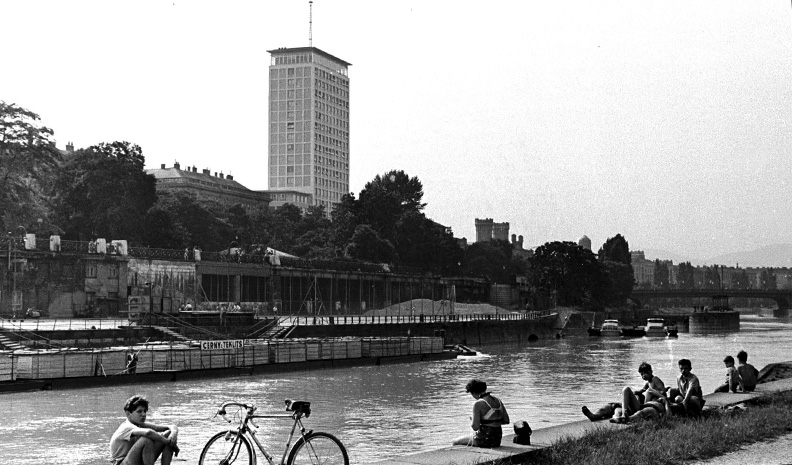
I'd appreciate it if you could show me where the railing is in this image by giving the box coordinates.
[0,237,430,276]
[282,311,550,326]
[0,318,129,331]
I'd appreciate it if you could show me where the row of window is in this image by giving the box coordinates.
[315,78,348,98]
[314,122,349,140]
[314,89,349,109]
[314,101,348,121]
[270,143,311,155]
[271,56,313,67]
[314,67,348,88]
[86,264,119,278]
[315,112,349,130]
[271,77,310,89]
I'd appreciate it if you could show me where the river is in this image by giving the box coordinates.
[1,315,790,464]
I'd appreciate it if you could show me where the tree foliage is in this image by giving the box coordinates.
[529,241,606,307]
[0,102,61,233]
[51,141,157,241]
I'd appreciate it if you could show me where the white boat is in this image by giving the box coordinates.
[588,319,621,337]
[644,318,667,337]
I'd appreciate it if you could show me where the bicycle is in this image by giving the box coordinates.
[199,399,349,465]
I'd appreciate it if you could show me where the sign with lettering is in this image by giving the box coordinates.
[200,340,245,351]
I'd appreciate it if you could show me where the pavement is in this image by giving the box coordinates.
[373,372,792,465]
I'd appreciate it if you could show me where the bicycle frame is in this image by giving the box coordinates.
[219,402,312,465]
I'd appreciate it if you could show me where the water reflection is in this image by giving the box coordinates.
[1,316,790,464]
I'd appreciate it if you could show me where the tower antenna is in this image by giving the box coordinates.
[309,1,313,47]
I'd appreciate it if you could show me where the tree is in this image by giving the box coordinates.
[394,211,463,275]
[0,102,61,232]
[358,170,425,241]
[597,235,634,305]
[155,191,234,251]
[654,259,670,289]
[344,225,395,263]
[461,240,521,284]
[677,262,696,289]
[760,268,777,290]
[51,141,157,241]
[529,241,606,307]
[598,234,631,265]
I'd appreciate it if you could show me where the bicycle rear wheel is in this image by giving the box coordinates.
[199,430,255,465]
[287,431,349,465]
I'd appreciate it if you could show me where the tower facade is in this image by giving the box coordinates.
[267,47,351,213]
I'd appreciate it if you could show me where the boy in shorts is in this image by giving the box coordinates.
[109,395,179,465]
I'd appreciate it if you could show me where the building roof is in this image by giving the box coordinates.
[147,166,244,189]
[267,46,352,67]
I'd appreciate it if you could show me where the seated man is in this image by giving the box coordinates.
[668,358,705,416]
[582,361,666,422]
[110,395,179,465]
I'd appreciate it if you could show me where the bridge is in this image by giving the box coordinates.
[630,289,792,317]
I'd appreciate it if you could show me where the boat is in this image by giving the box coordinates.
[620,325,646,337]
[445,344,477,356]
[645,318,670,337]
[665,322,679,337]
[588,319,621,337]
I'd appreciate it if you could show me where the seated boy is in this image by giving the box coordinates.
[582,361,666,422]
[737,350,759,392]
[109,395,179,465]
[668,358,705,416]
[714,355,742,393]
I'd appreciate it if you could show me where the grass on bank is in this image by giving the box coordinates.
[501,391,792,465]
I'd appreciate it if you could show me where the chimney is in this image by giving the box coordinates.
[66,142,74,153]
[214,172,217,177]
[192,166,197,172]
[227,174,234,180]
[174,161,181,170]
[160,163,166,169]
[219,172,224,179]
[203,168,210,175]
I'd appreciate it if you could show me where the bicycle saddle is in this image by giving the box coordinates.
[285,399,311,416]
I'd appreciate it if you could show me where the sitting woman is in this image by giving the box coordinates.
[452,379,510,448]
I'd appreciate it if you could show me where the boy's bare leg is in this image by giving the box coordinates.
[581,403,618,421]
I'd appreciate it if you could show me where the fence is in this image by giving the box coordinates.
[283,311,549,326]
[0,318,128,331]
[4,336,443,381]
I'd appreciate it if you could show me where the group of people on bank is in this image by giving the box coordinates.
[579,350,759,425]
[107,353,760,463]
[450,351,760,451]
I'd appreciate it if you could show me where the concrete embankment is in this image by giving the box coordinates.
[373,362,792,465]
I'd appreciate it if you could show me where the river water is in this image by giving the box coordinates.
[1,315,791,465]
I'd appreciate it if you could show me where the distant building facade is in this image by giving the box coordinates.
[475,218,510,242]
[146,162,270,211]
[267,46,351,215]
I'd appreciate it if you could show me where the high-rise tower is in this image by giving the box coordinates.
[267,47,351,213]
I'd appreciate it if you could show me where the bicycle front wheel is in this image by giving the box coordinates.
[287,431,349,465]
[199,430,255,465]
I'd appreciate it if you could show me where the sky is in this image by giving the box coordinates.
[3,1,792,263]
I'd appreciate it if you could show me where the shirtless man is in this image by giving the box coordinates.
[582,361,667,422]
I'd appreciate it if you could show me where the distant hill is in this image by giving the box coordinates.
[641,244,792,268]
[707,244,792,268]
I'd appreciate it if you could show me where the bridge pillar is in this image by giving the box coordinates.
[773,296,789,318]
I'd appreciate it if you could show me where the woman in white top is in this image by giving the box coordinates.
[452,379,510,448]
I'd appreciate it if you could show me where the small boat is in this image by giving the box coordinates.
[445,344,477,356]
[644,318,666,336]
[665,323,679,337]
[621,325,646,337]
[645,318,673,337]
[588,319,621,337]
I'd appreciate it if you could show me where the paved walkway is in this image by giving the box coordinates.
[373,375,792,465]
